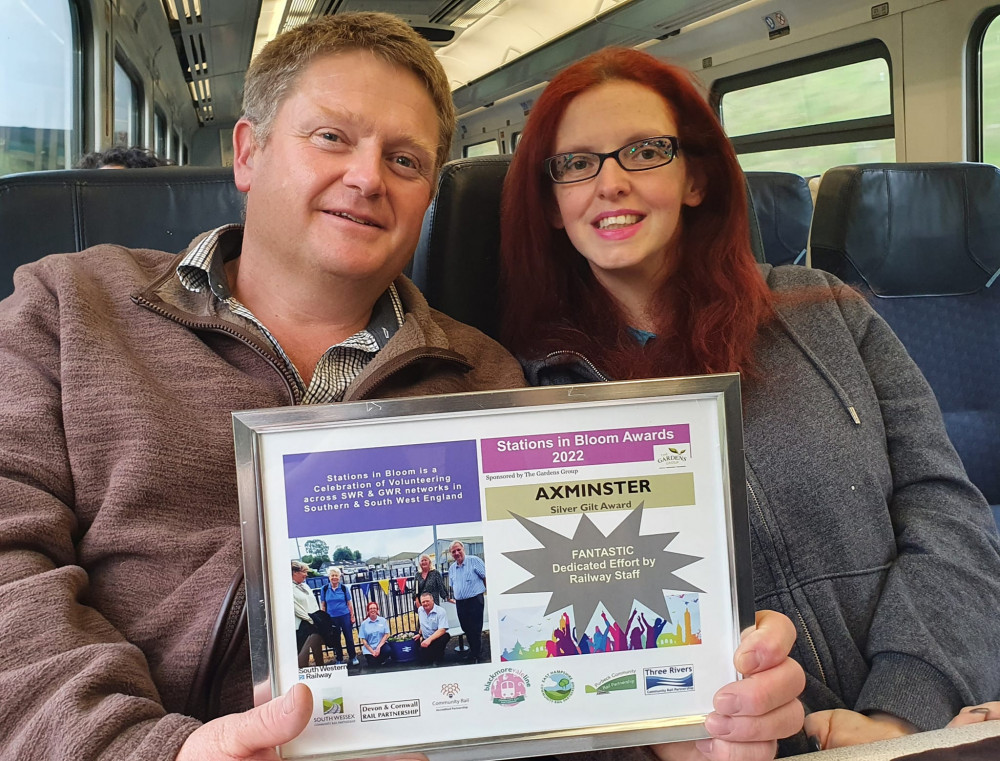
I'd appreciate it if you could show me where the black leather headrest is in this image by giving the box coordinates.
[810,163,1000,296]
[0,167,243,300]
[411,156,511,339]
[745,171,812,266]
[411,156,769,339]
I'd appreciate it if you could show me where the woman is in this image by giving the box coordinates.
[291,561,324,668]
[320,567,358,666]
[553,611,580,656]
[500,47,1000,755]
[413,553,449,607]
[358,601,392,669]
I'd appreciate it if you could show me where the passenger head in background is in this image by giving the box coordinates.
[76,145,171,169]
[500,47,773,379]
[241,11,455,173]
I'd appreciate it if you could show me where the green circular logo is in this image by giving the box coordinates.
[541,670,575,703]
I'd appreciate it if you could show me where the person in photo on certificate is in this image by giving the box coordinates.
[414,593,451,666]
[358,601,391,669]
[446,540,487,663]
[413,553,449,607]
[319,567,358,666]
[291,561,325,668]
[499,46,1000,756]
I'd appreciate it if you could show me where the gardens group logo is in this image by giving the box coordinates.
[654,444,691,468]
[541,671,575,703]
[484,668,530,706]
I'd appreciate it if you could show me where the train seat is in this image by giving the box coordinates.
[411,156,768,341]
[0,167,243,301]
[745,171,813,266]
[810,162,1000,526]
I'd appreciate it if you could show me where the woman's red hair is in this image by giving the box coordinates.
[500,48,774,379]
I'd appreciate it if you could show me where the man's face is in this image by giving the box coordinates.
[450,544,465,564]
[234,50,439,287]
[420,596,434,613]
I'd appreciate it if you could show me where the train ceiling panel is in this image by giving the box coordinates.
[160,0,752,125]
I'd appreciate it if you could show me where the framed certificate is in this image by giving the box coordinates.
[234,374,753,760]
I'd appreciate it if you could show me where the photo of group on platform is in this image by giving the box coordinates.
[290,523,490,676]
[498,594,701,661]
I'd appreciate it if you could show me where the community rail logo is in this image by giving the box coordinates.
[644,664,695,695]
[441,683,460,698]
[585,671,637,695]
[313,689,357,726]
[485,668,529,706]
[541,670,575,703]
[433,682,470,712]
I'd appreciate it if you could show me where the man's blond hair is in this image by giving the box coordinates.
[242,12,455,171]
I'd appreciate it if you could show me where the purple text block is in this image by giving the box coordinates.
[284,440,481,538]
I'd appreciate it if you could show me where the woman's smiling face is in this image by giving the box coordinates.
[550,80,703,292]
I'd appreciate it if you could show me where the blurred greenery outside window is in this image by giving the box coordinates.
[0,0,81,176]
[715,44,895,177]
[980,14,1000,165]
[464,139,500,158]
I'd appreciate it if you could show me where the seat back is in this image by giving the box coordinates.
[411,156,767,341]
[745,171,813,265]
[810,162,1000,519]
[0,167,243,300]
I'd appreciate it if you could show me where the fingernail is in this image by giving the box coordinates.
[970,707,991,717]
[704,713,733,736]
[714,691,741,715]
[736,648,761,673]
[808,734,822,752]
[695,739,714,755]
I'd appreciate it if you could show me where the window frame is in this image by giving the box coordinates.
[967,5,1000,162]
[462,137,500,158]
[711,39,895,157]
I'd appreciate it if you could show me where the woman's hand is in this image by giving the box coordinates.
[805,709,916,749]
[651,610,805,761]
[948,703,1000,727]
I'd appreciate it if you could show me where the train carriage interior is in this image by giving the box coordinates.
[1,0,999,755]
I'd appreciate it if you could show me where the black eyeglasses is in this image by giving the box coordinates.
[545,136,680,184]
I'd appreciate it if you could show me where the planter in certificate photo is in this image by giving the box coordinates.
[235,375,752,761]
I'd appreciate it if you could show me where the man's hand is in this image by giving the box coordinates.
[420,638,432,648]
[176,683,313,761]
[948,703,1000,727]
[651,610,805,761]
[805,709,916,749]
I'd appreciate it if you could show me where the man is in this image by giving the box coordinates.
[446,540,486,663]
[0,12,803,761]
[414,592,450,666]
[358,601,391,669]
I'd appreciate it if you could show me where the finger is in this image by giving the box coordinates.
[948,704,997,728]
[714,657,805,717]
[735,611,797,675]
[803,709,836,749]
[694,738,778,761]
[704,698,804,744]
[224,682,313,755]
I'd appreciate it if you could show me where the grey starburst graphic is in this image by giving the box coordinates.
[502,503,703,627]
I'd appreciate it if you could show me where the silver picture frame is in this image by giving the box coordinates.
[234,373,753,760]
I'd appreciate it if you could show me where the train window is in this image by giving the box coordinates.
[154,108,167,158]
[0,0,82,174]
[970,8,1000,163]
[713,41,895,176]
[113,54,142,146]
[511,131,522,152]
[464,138,500,158]
[171,130,181,164]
